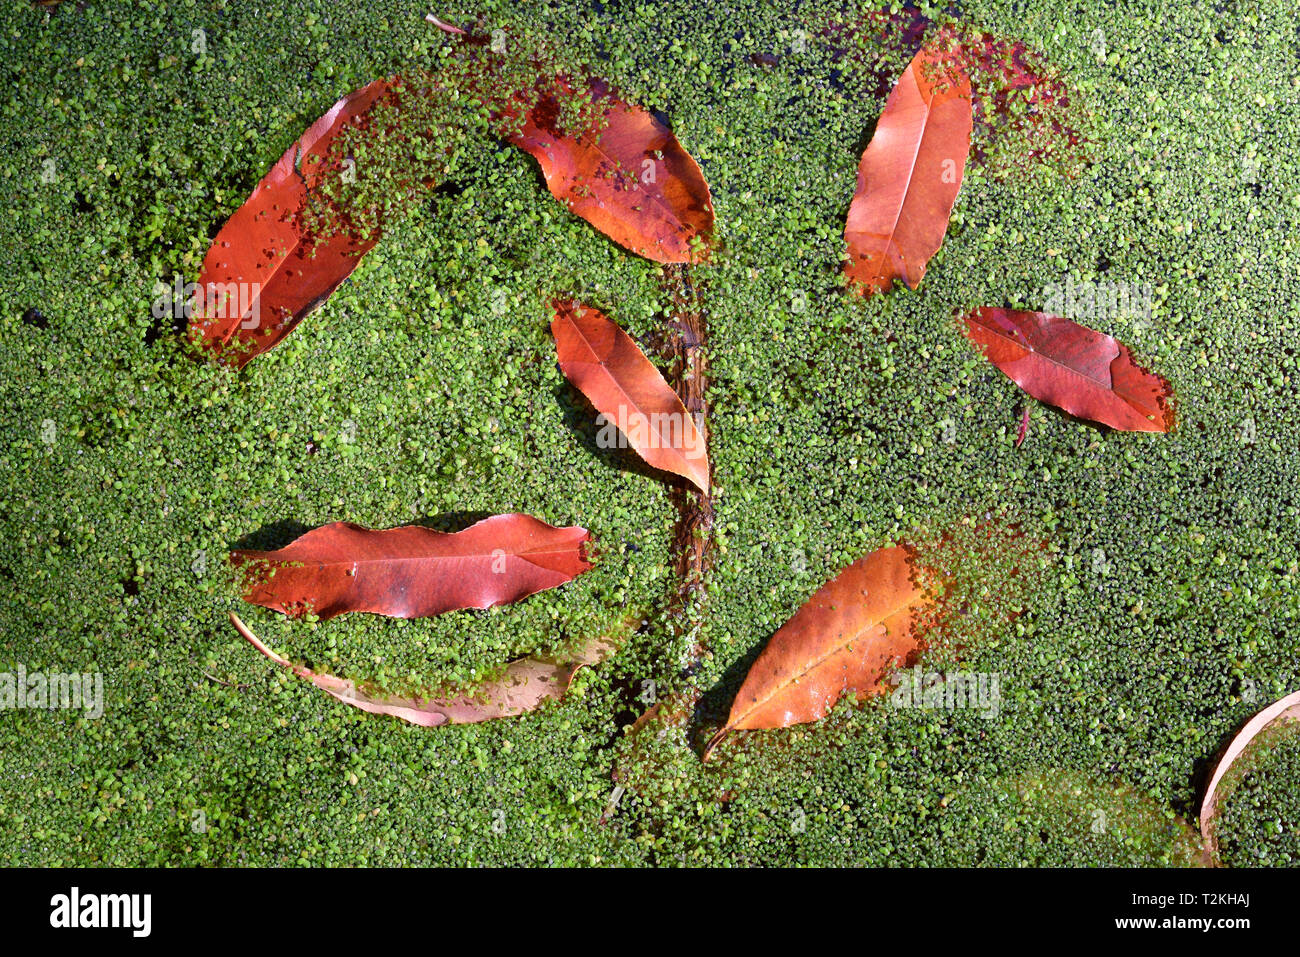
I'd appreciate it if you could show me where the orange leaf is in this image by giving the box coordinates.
[511,80,714,263]
[188,79,393,366]
[962,307,1175,433]
[231,612,619,726]
[231,514,592,620]
[844,45,971,295]
[552,300,710,492]
[705,545,927,758]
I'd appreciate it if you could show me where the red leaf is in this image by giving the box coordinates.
[551,300,710,492]
[188,79,393,367]
[705,545,928,758]
[231,612,621,726]
[844,45,971,295]
[231,514,592,620]
[510,80,714,263]
[962,307,1175,433]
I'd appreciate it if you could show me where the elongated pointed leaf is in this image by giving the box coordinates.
[511,80,713,263]
[188,79,392,366]
[962,307,1175,432]
[552,300,710,492]
[231,514,592,620]
[844,46,971,295]
[1199,690,1300,864]
[231,612,618,726]
[705,545,927,758]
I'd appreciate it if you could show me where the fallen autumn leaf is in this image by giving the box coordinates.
[552,299,710,492]
[231,514,593,620]
[510,78,714,263]
[1199,689,1300,865]
[962,307,1175,433]
[705,544,928,759]
[188,78,394,366]
[844,44,971,295]
[230,611,620,725]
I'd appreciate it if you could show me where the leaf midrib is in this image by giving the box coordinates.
[271,545,579,570]
[577,116,684,238]
[562,312,694,458]
[977,318,1114,389]
[869,64,933,277]
[728,588,926,729]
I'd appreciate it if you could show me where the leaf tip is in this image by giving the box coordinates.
[424,13,466,35]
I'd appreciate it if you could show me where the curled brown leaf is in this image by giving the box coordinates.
[230,611,621,726]
[1199,689,1300,865]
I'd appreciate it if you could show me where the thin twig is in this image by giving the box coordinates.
[201,671,248,690]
